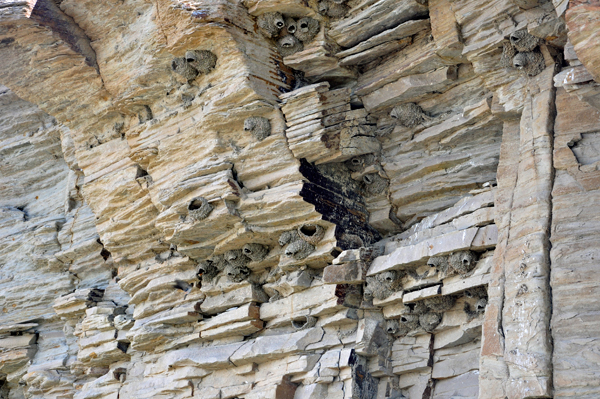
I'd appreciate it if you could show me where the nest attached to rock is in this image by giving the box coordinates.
[244,116,271,141]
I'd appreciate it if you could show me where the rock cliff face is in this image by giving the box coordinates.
[0,0,599,398]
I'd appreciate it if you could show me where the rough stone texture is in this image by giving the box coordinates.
[551,87,600,399]
[0,0,599,398]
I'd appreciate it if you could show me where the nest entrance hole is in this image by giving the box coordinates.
[188,199,205,210]
[300,225,317,236]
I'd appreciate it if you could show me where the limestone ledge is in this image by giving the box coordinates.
[0,0,600,398]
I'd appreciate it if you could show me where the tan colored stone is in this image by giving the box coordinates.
[328,0,428,48]
[201,284,269,315]
[403,285,441,303]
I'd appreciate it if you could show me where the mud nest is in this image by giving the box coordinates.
[424,296,456,312]
[512,51,545,76]
[509,30,541,52]
[185,50,217,74]
[390,103,427,128]
[427,255,450,277]
[295,17,320,42]
[244,116,271,141]
[257,12,285,38]
[500,41,518,68]
[317,0,349,18]
[297,224,325,245]
[188,197,213,221]
[242,243,269,262]
[362,173,389,196]
[224,249,250,267]
[364,270,402,300]
[284,239,315,260]
[279,230,300,246]
[345,154,376,172]
[224,263,251,283]
[171,50,217,80]
[448,250,478,275]
[277,34,304,57]
[419,312,442,332]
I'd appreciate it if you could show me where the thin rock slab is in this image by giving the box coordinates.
[230,327,324,366]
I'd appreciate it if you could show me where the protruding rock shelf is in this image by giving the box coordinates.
[0,0,599,398]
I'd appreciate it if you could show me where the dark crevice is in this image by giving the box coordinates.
[30,0,99,71]
[0,37,15,48]
[135,166,149,179]
[15,205,29,221]
[137,105,153,124]
[100,249,111,261]
[97,238,112,261]
[174,279,193,292]
[298,158,381,248]
[117,342,130,353]
[231,166,244,189]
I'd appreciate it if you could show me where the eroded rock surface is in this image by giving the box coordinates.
[0,0,599,398]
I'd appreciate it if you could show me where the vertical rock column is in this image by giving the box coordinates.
[551,87,600,397]
[480,68,556,398]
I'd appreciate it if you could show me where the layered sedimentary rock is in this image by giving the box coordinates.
[0,0,599,398]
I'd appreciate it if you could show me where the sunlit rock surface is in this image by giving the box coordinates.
[0,0,600,398]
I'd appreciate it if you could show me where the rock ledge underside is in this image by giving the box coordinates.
[1,0,600,398]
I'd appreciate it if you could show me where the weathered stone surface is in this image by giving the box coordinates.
[0,0,598,398]
[199,303,261,332]
[362,67,459,113]
[432,339,480,379]
[328,0,428,48]
[382,99,503,223]
[323,260,367,284]
[323,248,377,284]
[480,69,556,399]
[391,334,432,375]
[260,283,342,326]
[403,285,442,304]
[336,19,429,67]
[429,0,465,63]
[566,2,600,82]
[163,341,245,370]
[201,284,269,316]
[368,227,482,275]
[230,327,324,365]
[281,83,380,164]
[550,86,600,398]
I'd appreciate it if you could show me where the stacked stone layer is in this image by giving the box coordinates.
[0,0,599,398]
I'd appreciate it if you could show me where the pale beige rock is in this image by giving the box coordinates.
[550,87,600,397]
[201,284,269,315]
[432,370,479,398]
[362,67,459,113]
[434,322,482,350]
[230,327,324,365]
[199,303,261,332]
[391,334,432,374]
[201,320,263,340]
[442,255,493,296]
[0,0,595,398]
[382,303,412,320]
[281,84,379,164]
[328,0,428,48]
[336,19,428,61]
[368,227,479,275]
[163,341,246,370]
[260,284,340,322]
[432,339,480,379]
[403,285,442,303]
[373,290,404,308]
[429,0,465,63]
